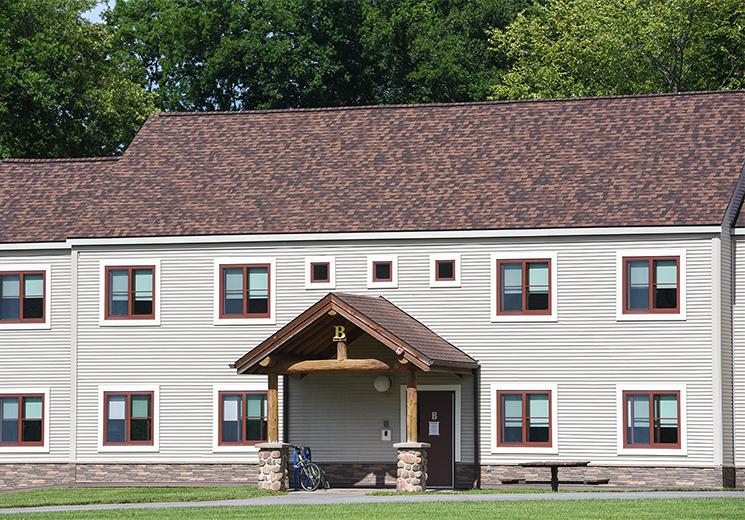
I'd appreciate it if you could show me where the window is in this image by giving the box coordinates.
[0,271,45,324]
[496,391,552,447]
[103,392,154,446]
[220,264,270,318]
[0,394,44,446]
[623,391,680,449]
[219,392,268,446]
[105,267,155,320]
[623,257,679,313]
[496,260,551,315]
[435,260,456,281]
[367,256,398,289]
[311,262,330,283]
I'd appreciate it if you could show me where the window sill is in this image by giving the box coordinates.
[97,445,159,453]
[0,446,49,453]
[99,320,161,327]
[212,445,260,453]
[491,446,558,455]
[305,283,335,290]
[0,322,51,330]
[490,315,557,323]
[367,282,398,290]
[214,317,276,326]
[617,448,687,456]
[616,313,686,322]
[430,281,461,288]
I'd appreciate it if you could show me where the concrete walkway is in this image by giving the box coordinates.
[0,489,743,515]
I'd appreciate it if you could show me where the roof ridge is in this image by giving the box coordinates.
[0,157,119,164]
[156,89,745,118]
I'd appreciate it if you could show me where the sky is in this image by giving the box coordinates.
[82,1,112,23]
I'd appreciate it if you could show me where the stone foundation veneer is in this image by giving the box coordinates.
[394,442,430,492]
[256,442,290,491]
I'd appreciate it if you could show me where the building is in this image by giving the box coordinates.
[1,90,744,491]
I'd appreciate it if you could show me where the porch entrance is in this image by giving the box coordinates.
[232,292,479,492]
[418,390,454,488]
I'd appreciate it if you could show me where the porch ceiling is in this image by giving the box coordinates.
[232,292,478,375]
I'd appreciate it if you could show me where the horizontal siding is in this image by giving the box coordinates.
[0,251,71,462]
[72,234,716,466]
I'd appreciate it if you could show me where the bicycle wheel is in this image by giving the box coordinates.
[300,462,322,491]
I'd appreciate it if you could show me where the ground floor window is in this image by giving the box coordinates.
[104,392,154,446]
[496,390,552,447]
[0,394,44,446]
[623,390,680,449]
[219,391,268,445]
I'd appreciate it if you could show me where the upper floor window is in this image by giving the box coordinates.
[219,391,268,446]
[0,272,45,323]
[430,254,461,288]
[623,390,680,449]
[105,267,155,319]
[104,392,154,446]
[304,256,335,290]
[496,390,552,448]
[623,257,679,313]
[220,264,270,318]
[0,394,44,446]
[367,255,398,289]
[497,259,551,315]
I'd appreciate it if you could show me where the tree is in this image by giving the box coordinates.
[0,0,156,158]
[489,0,745,99]
[105,0,528,111]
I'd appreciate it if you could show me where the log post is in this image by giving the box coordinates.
[267,372,279,443]
[336,340,347,361]
[406,368,417,443]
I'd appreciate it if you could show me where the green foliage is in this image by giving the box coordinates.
[0,0,156,158]
[106,0,527,110]
[489,0,745,99]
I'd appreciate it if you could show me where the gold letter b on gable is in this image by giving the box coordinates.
[333,325,346,341]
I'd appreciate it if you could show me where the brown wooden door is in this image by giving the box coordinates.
[417,390,454,488]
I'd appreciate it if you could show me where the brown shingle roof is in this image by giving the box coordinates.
[2,91,744,243]
[234,292,478,374]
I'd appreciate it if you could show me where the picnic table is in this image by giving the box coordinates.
[518,461,590,492]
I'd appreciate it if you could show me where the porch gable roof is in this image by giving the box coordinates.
[232,292,478,374]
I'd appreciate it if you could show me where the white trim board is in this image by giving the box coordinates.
[0,263,52,330]
[96,384,160,453]
[489,383,559,455]
[615,383,687,456]
[98,259,162,327]
[398,384,462,463]
[63,225,722,248]
[0,387,50,453]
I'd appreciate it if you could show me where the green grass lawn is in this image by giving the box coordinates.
[9,499,745,519]
[0,486,273,509]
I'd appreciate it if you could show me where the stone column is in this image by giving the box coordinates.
[394,442,430,492]
[256,443,290,491]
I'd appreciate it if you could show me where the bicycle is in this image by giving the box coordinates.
[293,445,330,491]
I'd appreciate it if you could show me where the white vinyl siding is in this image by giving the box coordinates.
[0,252,71,462]
[68,234,716,467]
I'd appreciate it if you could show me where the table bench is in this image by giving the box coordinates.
[518,461,591,492]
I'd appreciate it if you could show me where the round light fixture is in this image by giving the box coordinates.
[374,376,391,393]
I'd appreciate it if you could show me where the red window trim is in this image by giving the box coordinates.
[622,256,680,314]
[104,266,156,320]
[0,393,45,447]
[103,391,154,446]
[217,391,268,446]
[435,259,456,281]
[0,271,46,324]
[496,259,552,316]
[496,390,552,448]
[309,262,331,284]
[372,261,393,282]
[219,264,272,319]
[622,390,681,449]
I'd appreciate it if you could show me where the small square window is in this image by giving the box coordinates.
[373,261,392,282]
[436,260,455,281]
[311,262,330,283]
